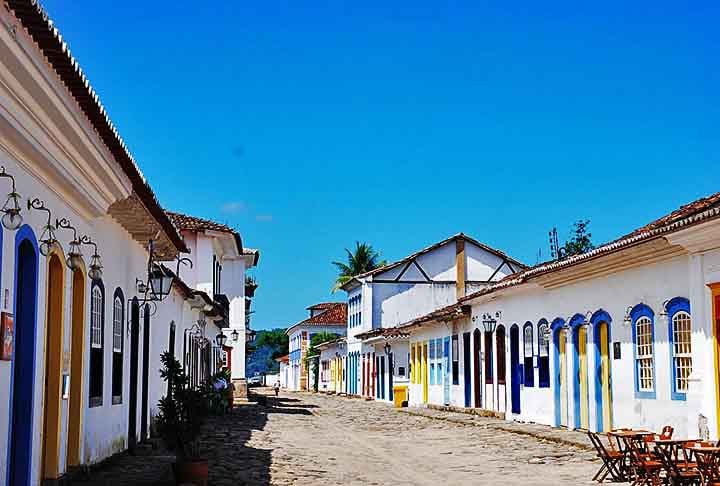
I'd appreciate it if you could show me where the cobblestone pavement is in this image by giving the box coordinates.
[70,389,605,485]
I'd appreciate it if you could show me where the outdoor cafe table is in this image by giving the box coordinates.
[607,430,656,476]
[684,445,720,483]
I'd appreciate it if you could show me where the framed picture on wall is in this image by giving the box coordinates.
[1,312,14,360]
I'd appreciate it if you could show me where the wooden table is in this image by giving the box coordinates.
[607,430,656,479]
[685,446,720,483]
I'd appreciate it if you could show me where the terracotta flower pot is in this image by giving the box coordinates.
[172,459,209,486]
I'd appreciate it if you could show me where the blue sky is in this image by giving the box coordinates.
[43,1,719,330]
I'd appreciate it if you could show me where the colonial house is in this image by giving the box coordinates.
[316,337,346,394]
[285,303,347,391]
[0,2,258,484]
[166,212,259,402]
[400,190,720,440]
[276,354,289,389]
[341,234,524,403]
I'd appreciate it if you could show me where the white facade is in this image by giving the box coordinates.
[342,234,521,402]
[404,213,720,442]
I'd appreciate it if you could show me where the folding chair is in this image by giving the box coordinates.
[588,431,624,483]
[655,444,701,486]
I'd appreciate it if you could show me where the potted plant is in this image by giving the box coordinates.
[156,351,208,485]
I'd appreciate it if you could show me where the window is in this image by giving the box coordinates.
[537,320,550,387]
[111,289,124,404]
[436,338,443,384]
[89,281,105,407]
[451,334,459,385]
[631,304,656,398]
[523,323,534,387]
[429,339,436,385]
[668,297,692,400]
[484,331,493,384]
[496,326,506,385]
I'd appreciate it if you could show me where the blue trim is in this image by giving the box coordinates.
[551,317,565,427]
[568,313,588,429]
[7,225,39,486]
[509,324,521,414]
[667,297,690,401]
[522,322,534,387]
[590,309,612,432]
[537,318,550,388]
[630,303,657,399]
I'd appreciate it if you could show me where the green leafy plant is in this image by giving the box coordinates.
[562,220,594,257]
[332,241,386,292]
[156,352,206,461]
[200,368,232,415]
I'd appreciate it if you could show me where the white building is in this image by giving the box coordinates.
[401,191,720,440]
[286,303,347,392]
[166,212,259,400]
[341,234,524,403]
[317,338,346,394]
[0,2,258,484]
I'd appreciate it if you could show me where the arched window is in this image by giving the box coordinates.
[523,322,534,387]
[667,298,691,400]
[111,288,124,404]
[496,326,506,385]
[537,320,550,387]
[89,280,105,407]
[631,304,655,398]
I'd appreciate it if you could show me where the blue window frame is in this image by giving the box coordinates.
[667,297,691,401]
[631,303,656,399]
[436,338,443,384]
[429,339,436,385]
[537,319,550,388]
[523,322,534,387]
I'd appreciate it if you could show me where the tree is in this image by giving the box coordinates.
[332,241,386,292]
[304,332,340,391]
[562,220,594,257]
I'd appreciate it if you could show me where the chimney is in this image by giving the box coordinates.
[456,237,466,299]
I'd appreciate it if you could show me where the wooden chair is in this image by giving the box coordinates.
[695,450,720,486]
[588,431,625,483]
[660,426,674,440]
[655,445,701,485]
[628,437,663,485]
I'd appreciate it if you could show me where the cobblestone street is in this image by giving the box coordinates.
[72,388,602,485]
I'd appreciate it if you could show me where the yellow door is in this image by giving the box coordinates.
[42,254,64,479]
[579,326,589,430]
[422,342,429,404]
[559,331,568,427]
[67,268,85,467]
[599,323,612,431]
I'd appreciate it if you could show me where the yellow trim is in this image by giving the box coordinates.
[42,253,65,479]
[67,268,86,466]
[579,326,589,429]
[712,285,720,437]
[410,344,415,384]
[559,331,568,427]
[600,322,612,432]
[422,341,429,404]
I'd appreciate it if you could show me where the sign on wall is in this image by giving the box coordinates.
[613,342,621,360]
[1,312,13,360]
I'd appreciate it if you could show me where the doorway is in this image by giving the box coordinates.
[128,298,140,452]
[575,326,590,430]
[463,333,471,407]
[41,253,64,480]
[141,304,151,442]
[9,229,39,486]
[509,324,521,414]
[555,326,569,427]
[594,320,612,432]
[473,329,481,407]
[67,268,86,467]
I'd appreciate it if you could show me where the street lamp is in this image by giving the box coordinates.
[27,198,59,256]
[231,329,240,342]
[216,331,227,347]
[79,236,103,281]
[383,341,392,356]
[56,218,84,271]
[623,306,634,328]
[658,300,670,325]
[481,311,501,333]
[0,166,23,230]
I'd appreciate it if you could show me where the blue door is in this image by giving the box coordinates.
[443,337,450,405]
[463,332,471,407]
[510,324,521,414]
[388,353,394,401]
[9,228,39,486]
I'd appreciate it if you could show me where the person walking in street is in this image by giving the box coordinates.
[274,380,280,397]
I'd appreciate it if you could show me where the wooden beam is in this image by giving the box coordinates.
[456,238,466,299]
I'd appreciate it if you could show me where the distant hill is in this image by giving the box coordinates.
[246,328,288,377]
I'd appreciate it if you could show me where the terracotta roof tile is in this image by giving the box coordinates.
[167,211,243,254]
[286,303,348,334]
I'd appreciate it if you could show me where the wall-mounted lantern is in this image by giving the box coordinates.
[27,198,59,256]
[215,331,227,347]
[55,218,83,270]
[79,236,103,280]
[231,329,240,342]
[0,166,23,230]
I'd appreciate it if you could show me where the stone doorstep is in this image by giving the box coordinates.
[398,408,592,451]
[426,403,505,420]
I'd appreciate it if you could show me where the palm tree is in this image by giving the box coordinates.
[332,241,386,292]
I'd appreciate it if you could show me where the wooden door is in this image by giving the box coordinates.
[463,333,471,407]
[510,325,521,414]
[578,326,589,430]
[559,330,568,427]
[599,322,612,431]
[473,329,481,407]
